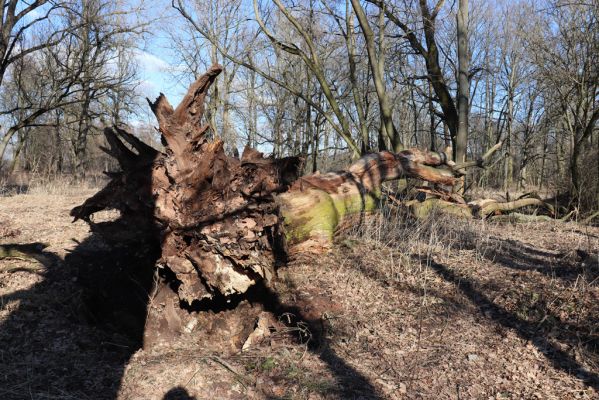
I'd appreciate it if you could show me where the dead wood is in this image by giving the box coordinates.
[489,213,554,223]
[583,211,599,225]
[72,65,472,304]
[72,65,549,343]
[408,196,555,221]
[277,148,461,252]
[0,244,48,273]
[72,66,303,316]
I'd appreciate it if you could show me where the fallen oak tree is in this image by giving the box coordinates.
[71,65,554,345]
[406,195,555,221]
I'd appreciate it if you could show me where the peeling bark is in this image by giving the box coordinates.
[72,66,546,343]
[72,65,303,305]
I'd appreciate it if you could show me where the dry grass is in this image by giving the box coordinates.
[1,188,598,399]
[0,171,104,197]
[327,206,599,398]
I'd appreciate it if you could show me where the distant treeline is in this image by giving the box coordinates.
[0,0,597,211]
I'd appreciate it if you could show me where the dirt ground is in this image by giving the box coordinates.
[1,190,598,399]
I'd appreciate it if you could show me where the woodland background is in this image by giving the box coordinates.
[0,0,597,213]
[1,2,599,399]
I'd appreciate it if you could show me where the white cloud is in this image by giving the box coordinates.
[136,79,158,94]
[134,49,173,74]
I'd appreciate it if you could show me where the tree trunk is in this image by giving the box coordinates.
[570,136,582,197]
[456,0,469,164]
[74,86,92,179]
[72,66,536,346]
[345,3,371,154]
[351,0,400,151]
[0,130,15,169]
[428,81,436,152]
[454,0,469,194]
[54,111,63,174]
[503,72,515,191]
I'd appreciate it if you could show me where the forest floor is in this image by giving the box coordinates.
[0,188,598,400]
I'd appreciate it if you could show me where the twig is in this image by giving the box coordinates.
[209,356,252,388]
[582,211,599,225]
[0,263,44,273]
[185,357,210,386]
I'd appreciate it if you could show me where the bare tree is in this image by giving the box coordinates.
[350,0,401,150]
[528,0,598,204]
[366,0,471,162]
[66,0,142,176]
[0,1,72,164]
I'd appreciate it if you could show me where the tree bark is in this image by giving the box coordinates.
[73,66,457,296]
[72,66,539,343]
[72,66,304,301]
[351,0,401,151]
[456,0,469,165]
[344,2,371,154]
[454,0,469,194]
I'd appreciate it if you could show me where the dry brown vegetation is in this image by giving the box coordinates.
[0,1,597,397]
[1,186,598,399]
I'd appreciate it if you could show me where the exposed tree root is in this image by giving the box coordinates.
[71,65,554,344]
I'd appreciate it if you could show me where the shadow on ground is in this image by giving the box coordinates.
[478,237,599,283]
[0,122,385,398]
[427,256,599,391]
[260,283,381,399]
[0,226,381,399]
[0,226,160,399]
[163,386,198,400]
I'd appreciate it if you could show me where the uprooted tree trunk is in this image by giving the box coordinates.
[72,65,552,347]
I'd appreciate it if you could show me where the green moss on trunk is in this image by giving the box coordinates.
[409,198,473,220]
[278,188,380,244]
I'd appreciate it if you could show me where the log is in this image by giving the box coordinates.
[0,244,48,273]
[278,148,457,252]
[407,196,554,220]
[489,212,554,223]
[71,65,546,343]
[72,65,463,301]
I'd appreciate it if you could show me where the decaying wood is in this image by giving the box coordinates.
[277,148,459,252]
[583,211,599,225]
[0,243,47,261]
[407,196,554,221]
[72,65,556,343]
[73,65,303,306]
[0,244,48,273]
[71,65,468,303]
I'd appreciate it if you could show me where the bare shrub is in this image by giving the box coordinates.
[346,204,490,258]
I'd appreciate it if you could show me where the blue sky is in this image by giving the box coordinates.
[132,0,192,111]
[134,48,185,106]
[17,0,186,118]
